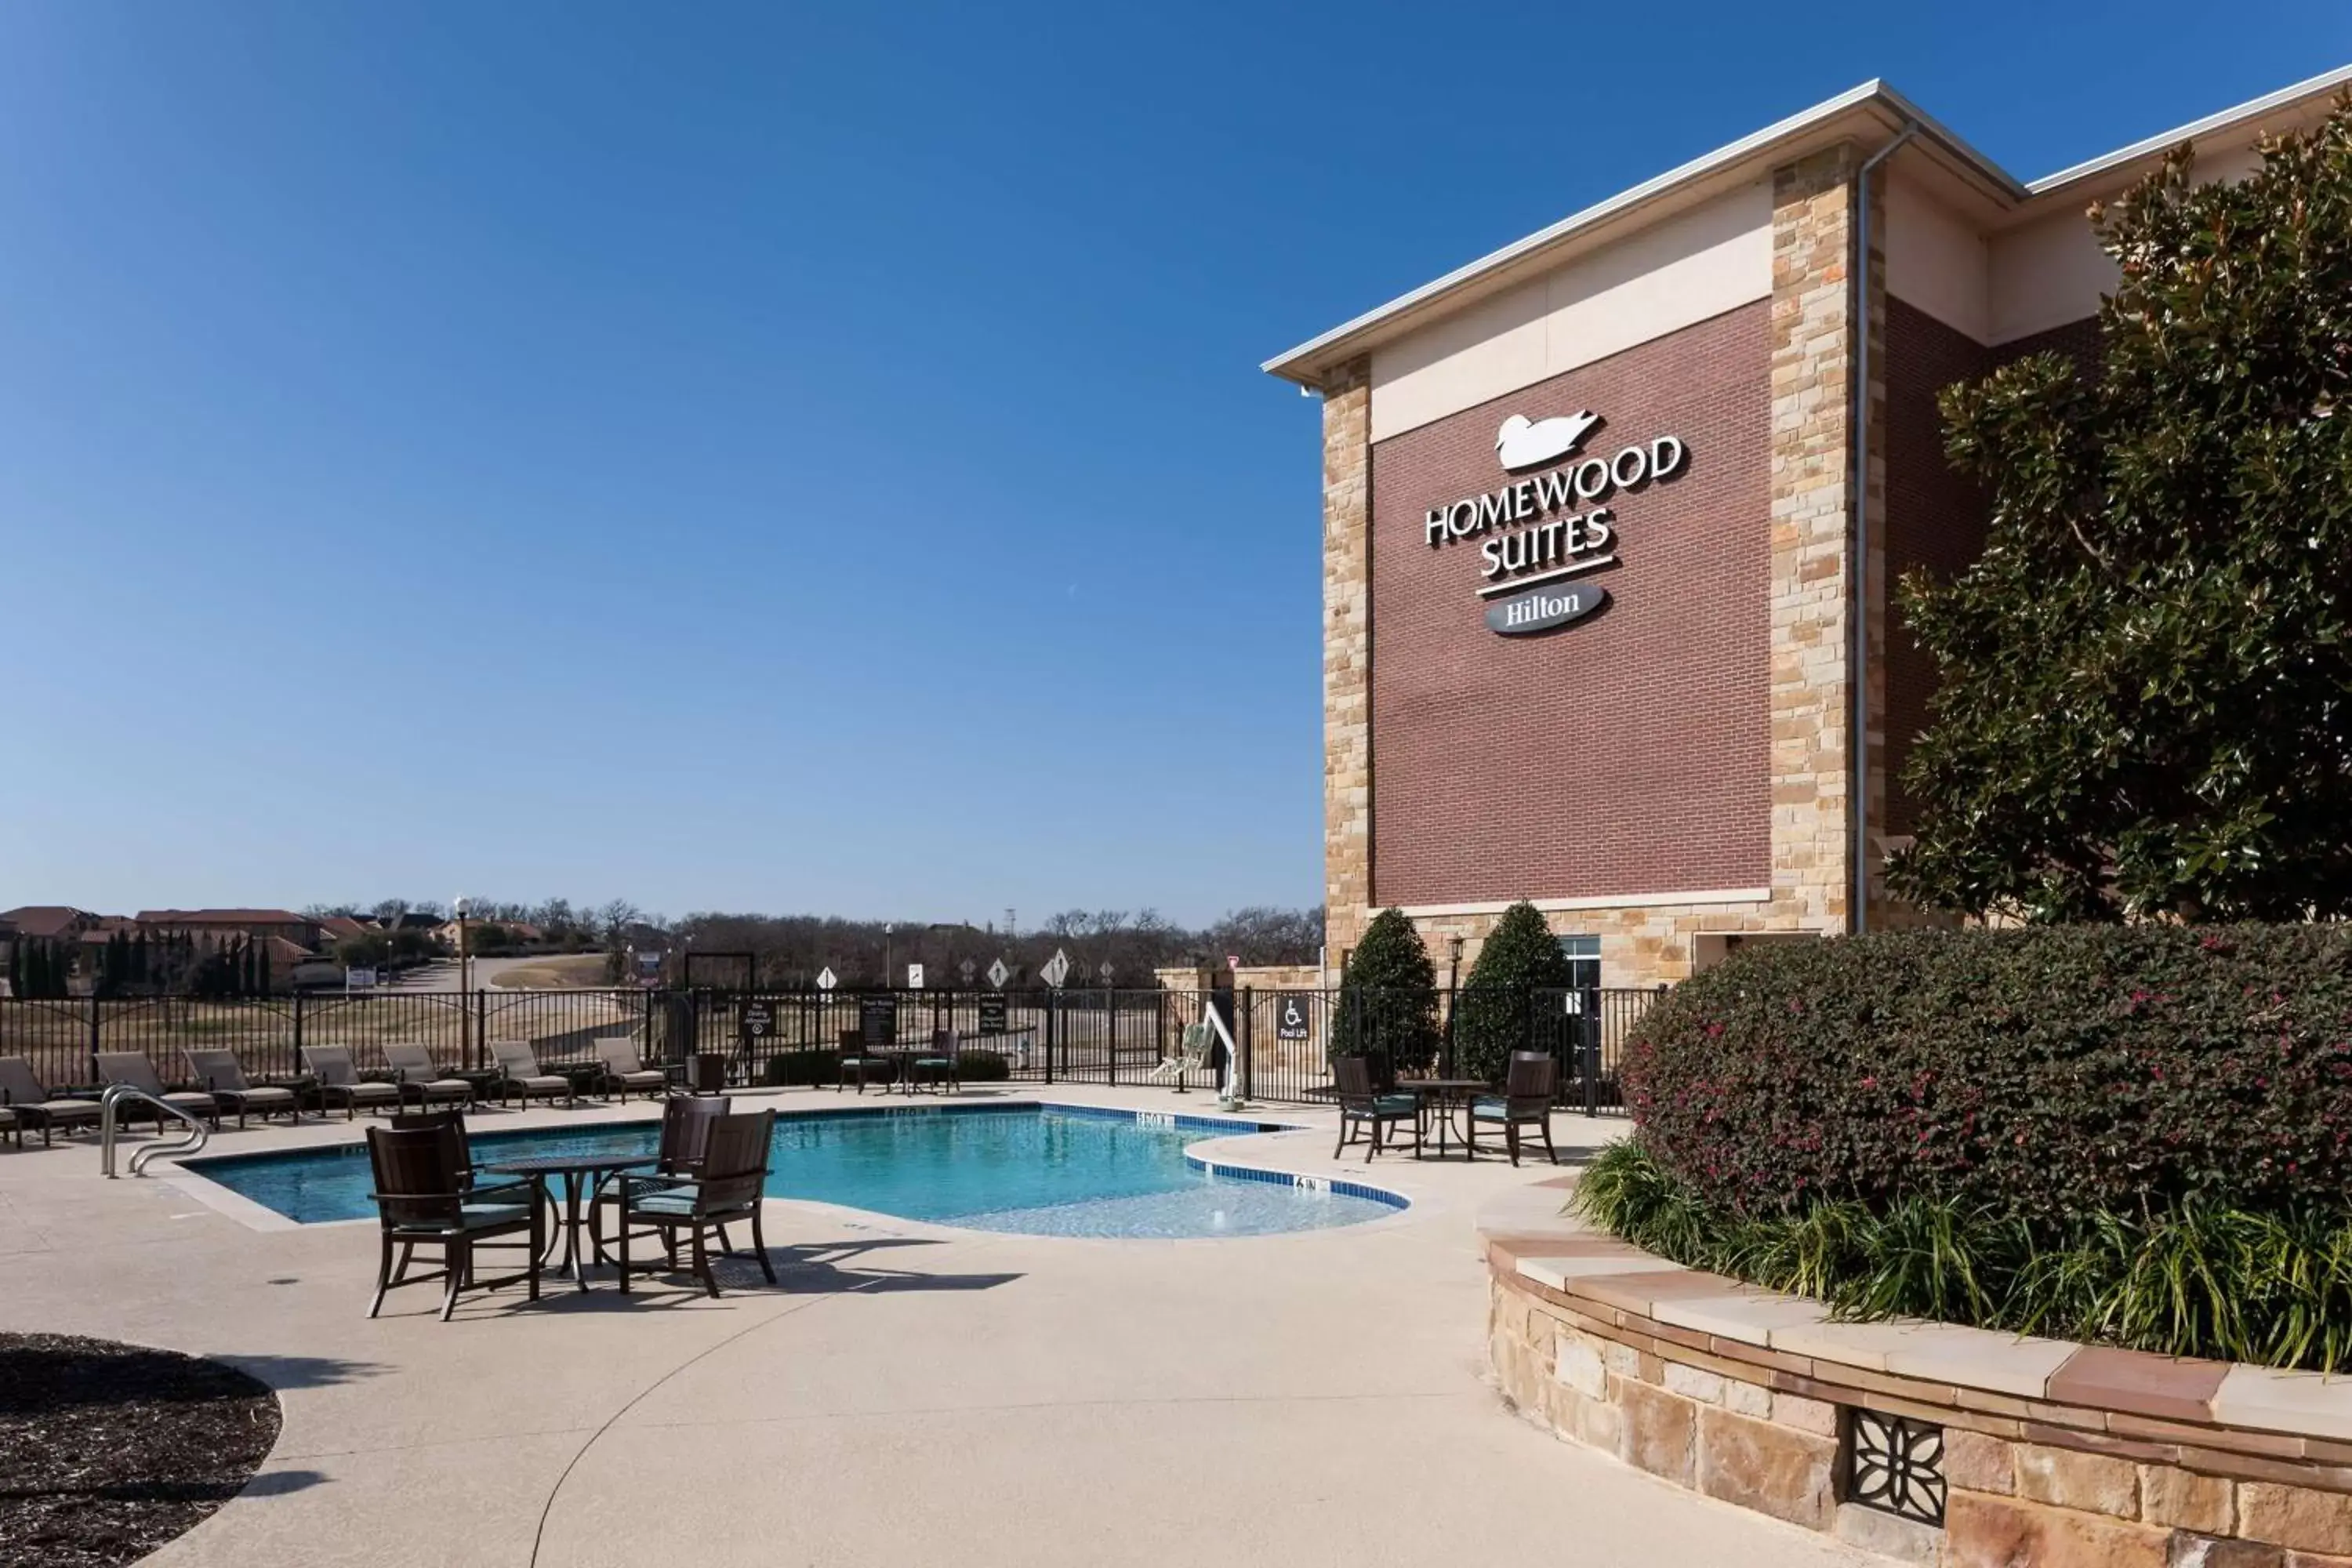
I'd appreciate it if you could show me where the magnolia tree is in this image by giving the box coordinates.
[1891,100,2352,922]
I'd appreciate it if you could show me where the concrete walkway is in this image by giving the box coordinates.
[0,1087,1882,1566]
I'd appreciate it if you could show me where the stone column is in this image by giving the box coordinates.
[1321,357,1374,957]
[1766,147,1862,934]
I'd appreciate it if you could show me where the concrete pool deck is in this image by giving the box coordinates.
[0,1085,1882,1567]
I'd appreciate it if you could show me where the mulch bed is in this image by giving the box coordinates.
[0,1334,281,1567]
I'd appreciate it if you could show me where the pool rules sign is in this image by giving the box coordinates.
[1421,407,1688,636]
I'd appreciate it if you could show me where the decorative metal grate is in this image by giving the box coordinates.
[1845,1409,1947,1526]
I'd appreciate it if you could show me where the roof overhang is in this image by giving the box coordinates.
[1265,67,2352,392]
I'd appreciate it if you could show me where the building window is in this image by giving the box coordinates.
[1556,935,1599,992]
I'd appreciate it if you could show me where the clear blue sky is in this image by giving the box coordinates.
[1,2,2341,927]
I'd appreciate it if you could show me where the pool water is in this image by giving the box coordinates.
[183,1104,1403,1239]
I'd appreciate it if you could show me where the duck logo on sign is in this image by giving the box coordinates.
[1421,406,1690,635]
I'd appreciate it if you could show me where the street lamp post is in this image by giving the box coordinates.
[455,895,472,1069]
[884,924,895,989]
[1447,935,1465,1076]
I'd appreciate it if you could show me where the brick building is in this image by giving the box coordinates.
[1264,68,2350,986]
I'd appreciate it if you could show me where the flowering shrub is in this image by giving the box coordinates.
[1623,927,2352,1224]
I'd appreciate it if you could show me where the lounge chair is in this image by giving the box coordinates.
[486,1040,574,1109]
[590,1095,731,1257]
[834,1029,889,1094]
[1148,1022,1215,1083]
[1332,1054,1419,1162]
[382,1042,475,1109]
[0,1058,100,1145]
[93,1051,220,1130]
[614,1109,776,1298]
[910,1029,958,1094]
[591,1036,670,1102]
[1468,1053,1559,1166]
[182,1049,302,1128]
[303,1045,405,1120]
[363,1122,542,1320]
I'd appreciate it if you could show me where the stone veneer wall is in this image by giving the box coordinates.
[1316,140,1960,980]
[1321,356,1374,960]
[1487,1238,2352,1567]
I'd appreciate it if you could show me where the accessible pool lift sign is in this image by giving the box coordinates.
[1421,407,1688,636]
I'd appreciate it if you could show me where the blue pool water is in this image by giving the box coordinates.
[184,1104,1403,1238]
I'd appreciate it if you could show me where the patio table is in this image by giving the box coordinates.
[1395,1078,1490,1160]
[481,1152,658,1290]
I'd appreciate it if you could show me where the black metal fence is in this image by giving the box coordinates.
[0,982,1664,1112]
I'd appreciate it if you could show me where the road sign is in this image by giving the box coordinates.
[741,1000,775,1044]
[858,993,897,1045]
[1098,961,1116,983]
[959,958,977,983]
[345,967,379,992]
[1041,949,1071,989]
[978,993,1009,1036]
[816,967,837,992]
[987,957,1009,989]
[906,964,924,990]
[1276,994,1311,1042]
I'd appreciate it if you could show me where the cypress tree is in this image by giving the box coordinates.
[1332,908,1441,1073]
[1453,899,1577,1083]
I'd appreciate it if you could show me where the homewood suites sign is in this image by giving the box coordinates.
[1423,408,1688,634]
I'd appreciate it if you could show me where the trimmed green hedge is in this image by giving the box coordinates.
[1624,926,2352,1223]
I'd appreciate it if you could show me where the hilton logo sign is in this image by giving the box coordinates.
[1422,408,1689,636]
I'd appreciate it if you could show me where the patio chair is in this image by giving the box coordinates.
[835,1029,889,1094]
[1468,1053,1560,1167]
[181,1048,301,1128]
[910,1029,959,1094]
[391,1109,485,1192]
[487,1039,575,1109]
[591,1036,670,1102]
[1148,1022,1215,1083]
[382,1041,475,1109]
[614,1108,776,1298]
[589,1094,731,1257]
[363,1122,542,1321]
[302,1045,405,1120]
[0,1057,101,1145]
[1332,1054,1418,1163]
[93,1051,220,1131]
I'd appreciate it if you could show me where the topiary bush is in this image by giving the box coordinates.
[1624,925,2352,1225]
[1454,900,1575,1083]
[1332,908,1440,1073]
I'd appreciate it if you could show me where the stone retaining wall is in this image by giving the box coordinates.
[1481,1183,2352,1566]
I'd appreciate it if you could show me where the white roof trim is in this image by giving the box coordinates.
[1262,79,2017,384]
[1266,66,2352,387]
[2027,62,2352,194]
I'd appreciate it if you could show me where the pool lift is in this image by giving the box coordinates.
[1200,1000,1243,1112]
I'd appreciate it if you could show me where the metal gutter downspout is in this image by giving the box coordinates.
[1850,122,1916,936]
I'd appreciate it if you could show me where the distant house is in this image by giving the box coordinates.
[437,917,542,949]
[136,909,324,952]
[318,915,372,946]
[2,906,109,942]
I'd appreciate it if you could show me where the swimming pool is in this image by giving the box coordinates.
[183,1103,1404,1238]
